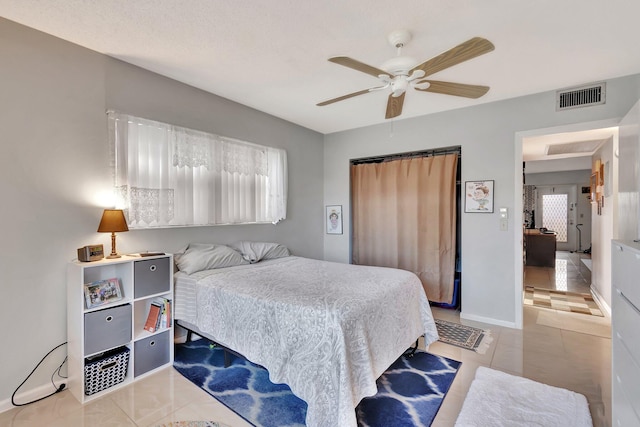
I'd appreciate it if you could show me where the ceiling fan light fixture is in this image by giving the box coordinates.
[318,33,494,118]
[407,69,426,82]
[391,77,409,96]
[381,56,417,75]
[412,80,431,90]
[378,74,391,84]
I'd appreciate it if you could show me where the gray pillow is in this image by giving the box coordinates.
[230,241,290,263]
[174,243,248,274]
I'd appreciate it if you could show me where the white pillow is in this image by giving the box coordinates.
[230,241,290,263]
[174,243,248,274]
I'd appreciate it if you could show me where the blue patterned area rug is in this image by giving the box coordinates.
[174,339,461,427]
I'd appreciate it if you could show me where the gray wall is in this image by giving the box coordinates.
[0,18,324,404]
[591,139,617,309]
[618,100,640,241]
[324,75,640,327]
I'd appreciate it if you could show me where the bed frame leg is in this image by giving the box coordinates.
[404,339,419,358]
[176,321,249,368]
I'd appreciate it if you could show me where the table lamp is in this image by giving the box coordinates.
[97,209,129,258]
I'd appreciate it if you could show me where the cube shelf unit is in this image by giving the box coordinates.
[67,254,174,403]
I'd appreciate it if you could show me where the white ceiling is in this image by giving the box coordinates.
[2,1,640,135]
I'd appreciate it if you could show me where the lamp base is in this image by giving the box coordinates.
[107,232,121,259]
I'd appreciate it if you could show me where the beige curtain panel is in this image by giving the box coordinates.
[351,153,458,304]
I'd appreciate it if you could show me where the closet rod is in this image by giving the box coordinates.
[350,145,461,165]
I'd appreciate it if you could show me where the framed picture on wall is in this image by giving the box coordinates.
[590,172,598,204]
[465,180,494,213]
[326,205,343,234]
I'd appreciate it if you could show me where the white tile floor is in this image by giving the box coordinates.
[1,256,610,426]
[525,250,592,294]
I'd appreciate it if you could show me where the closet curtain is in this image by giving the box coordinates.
[351,153,458,304]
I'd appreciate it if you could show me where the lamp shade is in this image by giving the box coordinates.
[97,209,129,233]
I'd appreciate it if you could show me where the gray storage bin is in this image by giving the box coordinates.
[84,304,132,355]
[134,258,170,298]
[134,330,170,377]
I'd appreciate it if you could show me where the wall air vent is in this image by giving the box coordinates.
[556,82,605,111]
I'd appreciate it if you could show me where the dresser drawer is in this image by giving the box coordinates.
[134,330,170,377]
[613,375,640,427]
[85,304,132,355]
[613,332,640,418]
[612,242,640,309]
[613,288,640,363]
[134,258,170,298]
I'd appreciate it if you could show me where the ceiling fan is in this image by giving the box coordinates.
[317,30,495,119]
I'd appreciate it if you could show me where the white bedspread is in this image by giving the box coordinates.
[174,256,438,427]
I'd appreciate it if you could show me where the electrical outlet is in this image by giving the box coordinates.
[500,218,508,231]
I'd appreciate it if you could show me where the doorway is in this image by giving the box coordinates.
[513,118,619,328]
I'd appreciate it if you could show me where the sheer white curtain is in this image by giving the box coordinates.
[108,111,287,228]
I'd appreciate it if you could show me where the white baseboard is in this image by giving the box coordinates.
[590,285,611,317]
[460,312,519,329]
[0,381,66,414]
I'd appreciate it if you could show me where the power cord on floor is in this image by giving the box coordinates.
[11,342,68,406]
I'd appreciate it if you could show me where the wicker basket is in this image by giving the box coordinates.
[84,346,130,395]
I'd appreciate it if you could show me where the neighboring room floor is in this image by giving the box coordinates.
[525,250,592,294]
[1,273,610,426]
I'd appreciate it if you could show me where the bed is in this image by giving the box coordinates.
[173,242,439,427]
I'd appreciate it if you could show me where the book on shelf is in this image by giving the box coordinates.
[155,301,163,331]
[143,302,162,333]
[156,297,172,330]
[164,298,171,329]
[84,277,123,309]
[143,298,172,333]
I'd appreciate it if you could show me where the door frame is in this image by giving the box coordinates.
[513,118,619,329]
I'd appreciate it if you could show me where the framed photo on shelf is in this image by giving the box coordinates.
[84,278,124,309]
[326,205,343,234]
[465,180,494,213]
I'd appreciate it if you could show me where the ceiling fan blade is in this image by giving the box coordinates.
[329,56,392,78]
[385,92,406,119]
[415,80,490,98]
[317,86,386,106]
[411,37,494,78]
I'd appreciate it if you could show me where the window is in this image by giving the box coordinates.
[541,194,567,242]
[108,112,287,229]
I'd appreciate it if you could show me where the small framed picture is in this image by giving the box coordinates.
[590,172,598,204]
[465,180,494,213]
[84,278,124,309]
[326,205,343,234]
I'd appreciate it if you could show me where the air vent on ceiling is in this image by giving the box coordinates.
[556,82,606,111]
